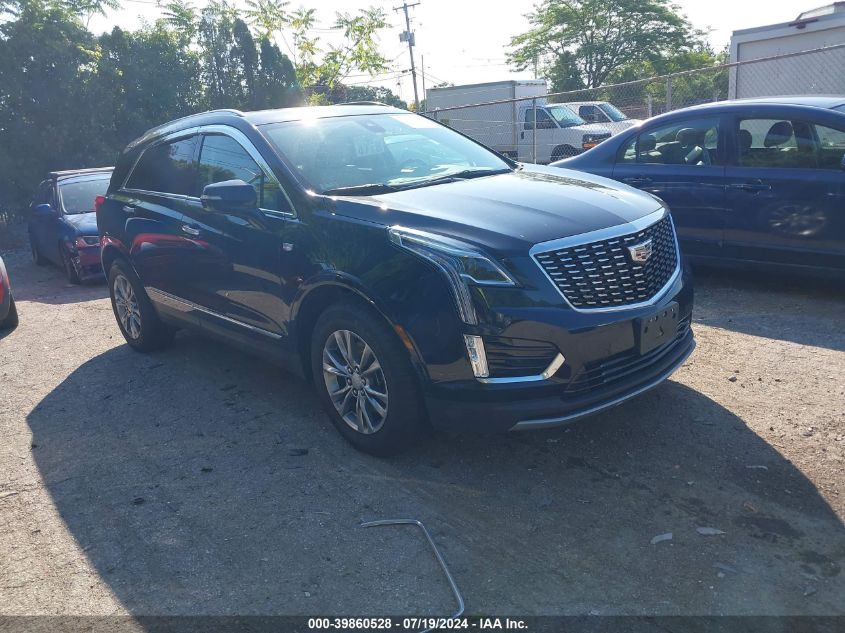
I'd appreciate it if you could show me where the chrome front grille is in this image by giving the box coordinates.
[533,213,678,310]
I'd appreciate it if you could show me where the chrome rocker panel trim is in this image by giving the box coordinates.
[510,338,695,430]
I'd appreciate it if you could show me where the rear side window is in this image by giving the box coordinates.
[196,134,286,211]
[126,136,197,195]
[618,117,720,166]
[736,118,845,170]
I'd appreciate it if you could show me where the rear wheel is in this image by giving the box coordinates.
[108,259,174,352]
[311,302,426,455]
[1,297,17,330]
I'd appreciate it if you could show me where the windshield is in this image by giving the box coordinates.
[545,105,586,128]
[260,113,511,194]
[599,102,629,122]
[59,176,110,214]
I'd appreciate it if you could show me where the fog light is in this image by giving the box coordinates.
[463,334,489,379]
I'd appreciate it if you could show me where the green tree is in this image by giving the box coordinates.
[0,1,100,205]
[508,0,703,89]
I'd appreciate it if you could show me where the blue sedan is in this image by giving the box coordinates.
[552,96,845,276]
[28,167,113,283]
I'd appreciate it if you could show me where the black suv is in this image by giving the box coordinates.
[98,105,695,454]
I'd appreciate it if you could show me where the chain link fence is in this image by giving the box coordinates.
[424,44,845,164]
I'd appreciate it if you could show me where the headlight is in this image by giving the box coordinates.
[388,226,516,325]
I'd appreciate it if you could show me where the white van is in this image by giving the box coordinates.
[558,101,642,135]
[515,102,612,163]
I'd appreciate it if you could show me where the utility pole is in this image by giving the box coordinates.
[420,54,427,113]
[395,1,420,111]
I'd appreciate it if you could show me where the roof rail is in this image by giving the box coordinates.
[206,108,245,116]
[139,108,246,139]
[338,101,390,106]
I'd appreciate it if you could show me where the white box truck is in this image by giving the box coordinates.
[425,80,612,163]
[729,3,845,98]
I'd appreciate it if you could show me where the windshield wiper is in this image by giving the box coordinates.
[401,167,513,189]
[321,183,399,196]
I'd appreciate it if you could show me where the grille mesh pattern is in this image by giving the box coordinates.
[534,215,678,309]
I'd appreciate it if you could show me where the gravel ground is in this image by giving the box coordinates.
[0,236,843,619]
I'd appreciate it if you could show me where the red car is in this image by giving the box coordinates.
[0,255,17,330]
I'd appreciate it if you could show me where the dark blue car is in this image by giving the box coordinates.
[28,167,113,282]
[98,105,694,455]
[553,97,845,276]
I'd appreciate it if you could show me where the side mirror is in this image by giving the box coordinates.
[201,180,257,213]
[32,203,58,218]
[841,153,845,171]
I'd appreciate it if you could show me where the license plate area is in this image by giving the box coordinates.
[636,302,679,355]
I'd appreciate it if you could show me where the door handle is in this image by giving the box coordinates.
[122,205,136,215]
[623,176,652,186]
[181,224,200,236]
[730,182,770,193]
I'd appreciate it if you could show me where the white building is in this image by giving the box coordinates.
[729,3,845,98]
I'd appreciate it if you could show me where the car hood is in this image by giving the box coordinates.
[64,212,98,235]
[570,123,612,136]
[329,165,662,255]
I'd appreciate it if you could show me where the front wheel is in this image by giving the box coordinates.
[60,243,80,284]
[311,302,426,455]
[108,259,174,352]
[30,235,46,266]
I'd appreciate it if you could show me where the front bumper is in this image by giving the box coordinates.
[70,245,105,281]
[426,328,694,432]
[422,271,695,432]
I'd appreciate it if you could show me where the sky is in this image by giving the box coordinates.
[89,0,810,103]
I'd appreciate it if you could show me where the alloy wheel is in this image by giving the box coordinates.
[322,329,389,434]
[113,274,142,340]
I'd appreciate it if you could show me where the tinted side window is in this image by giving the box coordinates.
[813,122,845,170]
[618,117,720,166]
[736,118,845,170]
[33,181,53,206]
[523,108,555,130]
[579,105,603,123]
[197,134,285,211]
[126,136,197,195]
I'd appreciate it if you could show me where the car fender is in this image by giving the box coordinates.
[290,271,430,381]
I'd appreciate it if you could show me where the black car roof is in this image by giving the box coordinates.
[49,167,114,181]
[135,104,409,144]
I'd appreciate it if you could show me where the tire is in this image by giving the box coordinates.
[108,259,174,352]
[310,301,426,455]
[60,243,80,284]
[1,297,18,330]
[551,145,577,162]
[30,235,46,266]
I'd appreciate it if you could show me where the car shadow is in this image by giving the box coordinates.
[692,266,845,352]
[1,248,107,305]
[26,334,845,618]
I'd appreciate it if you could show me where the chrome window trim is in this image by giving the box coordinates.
[198,124,297,218]
[120,124,298,218]
[121,126,202,194]
[529,207,681,314]
[147,287,283,340]
[477,352,566,384]
[511,338,695,430]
